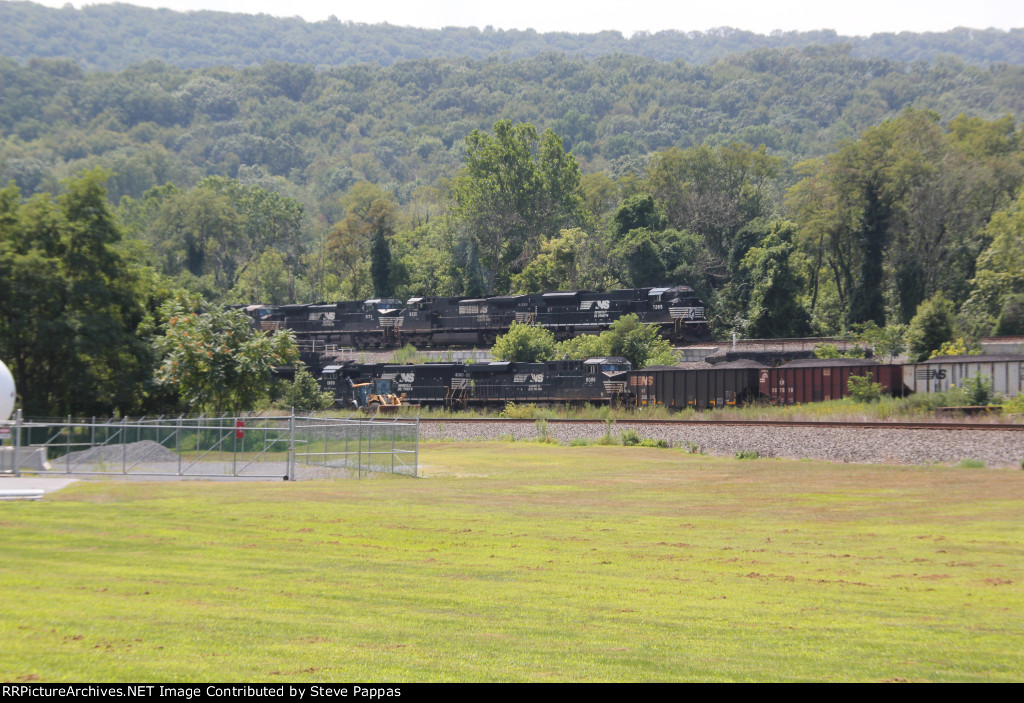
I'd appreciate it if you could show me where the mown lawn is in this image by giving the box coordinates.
[1,443,1022,682]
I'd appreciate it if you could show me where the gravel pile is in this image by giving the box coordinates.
[66,439,180,464]
[421,421,1024,469]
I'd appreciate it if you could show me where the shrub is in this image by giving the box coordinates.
[620,429,641,446]
[961,374,1000,406]
[1001,394,1024,414]
[555,313,679,368]
[390,343,426,365]
[596,433,619,446]
[906,293,955,362]
[639,438,669,448]
[956,459,985,468]
[735,450,760,460]
[278,366,335,412]
[931,337,979,359]
[501,402,539,419]
[535,417,549,442]
[814,343,866,359]
[568,438,591,447]
[847,374,882,403]
[491,322,556,362]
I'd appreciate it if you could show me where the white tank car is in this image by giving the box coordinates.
[0,359,15,421]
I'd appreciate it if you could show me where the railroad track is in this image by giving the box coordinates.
[412,417,1024,431]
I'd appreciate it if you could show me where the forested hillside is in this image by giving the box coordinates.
[2,4,1024,416]
[4,47,1024,202]
[2,1,1024,70]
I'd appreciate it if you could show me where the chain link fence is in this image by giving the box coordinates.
[0,411,418,480]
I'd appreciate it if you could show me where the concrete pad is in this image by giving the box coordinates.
[0,476,79,497]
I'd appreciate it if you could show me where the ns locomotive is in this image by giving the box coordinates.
[245,286,710,350]
[321,358,634,410]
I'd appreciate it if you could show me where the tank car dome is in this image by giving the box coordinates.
[0,359,15,421]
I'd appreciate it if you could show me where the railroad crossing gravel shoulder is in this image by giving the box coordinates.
[420,421,1024,469]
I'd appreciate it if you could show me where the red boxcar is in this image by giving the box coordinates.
[759,359,905,405]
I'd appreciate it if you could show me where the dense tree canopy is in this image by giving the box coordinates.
[4,4,1024,71]
[0,170,151,416]
[447,121,585,293]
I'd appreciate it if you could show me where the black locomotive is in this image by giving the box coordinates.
[245,285,710,350]
[321,357,634,410]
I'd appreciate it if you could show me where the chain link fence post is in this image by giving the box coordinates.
[287,408,295,481]
[12,409,23,476]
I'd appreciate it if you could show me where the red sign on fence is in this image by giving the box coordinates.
[235,420,244,439]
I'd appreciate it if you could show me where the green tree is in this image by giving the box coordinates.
[555,333,611,362]
[490,323,557,363]
[228,248,294,305]
[604,314,679,369]
[154,304,299,413]
[647,143,781,260]
[789,112,924,327]
[130,178,307,301]
[370,228,394,297]
[995,294,1024,336]
[612,194,666,237]
[962,190,1024,336]
[147,186,244,290]
[325,182,399,299]
[448,121,585,293]
[855,321,907,362]
[199,176,305,298]
[511,228,613,294]
[905,293,956,362]
[740,223,811,339]
[278,366,335,412]
[0,171,152,416]
[790,111,1023,330]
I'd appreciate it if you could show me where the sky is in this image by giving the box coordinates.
[28,0,1024,37]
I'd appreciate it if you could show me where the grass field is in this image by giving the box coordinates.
[1,443,1023,682]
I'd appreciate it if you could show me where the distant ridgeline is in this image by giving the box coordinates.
[0,1,1022,70]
